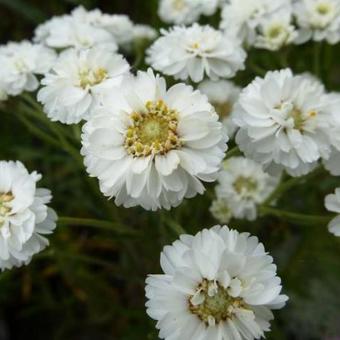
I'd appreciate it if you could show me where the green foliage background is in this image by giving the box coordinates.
[0,1,340,339]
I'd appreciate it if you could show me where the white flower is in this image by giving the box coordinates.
[220,0,288,45]
[81,69,227,211]
[294,0,340,44]
[147,24,246,83]
[145,226,288,340]
[0,41,56,96]
[324,188,340,236]
[34,15,118,52]
[0,161,57,271]
[214,157,279,221]
[132,24,158,42]
[234,69,334,176]
[254,9,298,51]
[323,147,340,175]
[158,0,201,24]
[37,47,130,124]
[198,80,240,137]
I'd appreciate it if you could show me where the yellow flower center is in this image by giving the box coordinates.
[0,192,14,225]
[233,176,258,195]
[316,3,331,15]
[189,279,246,325]
[173,0,185,10]
[268,25,284,39]
[79,67,108,88]
[124,100,182,157]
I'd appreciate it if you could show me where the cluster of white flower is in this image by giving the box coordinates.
[34,6,156,51]
[210,157,279,223]
[81,69,227,211]
[234,69,340,177]
[158,0,221,24]
[0,161,57,271]
[146,226,288,340]
[147,24,246,83]
[220,0,340,50]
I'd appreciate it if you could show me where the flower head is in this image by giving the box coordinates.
[0,161,57,271]
[0,41,56,96]
[37,47,130,124]
[212,157,279,221]
[234,69,335,176]
[325,188,340,236]
[147,24,246,83]
[198,80,240,137]
[294,0,340,44]
[145,226,288,339]
[81,69,227,210]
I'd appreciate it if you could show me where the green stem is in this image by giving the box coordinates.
[225,146,240,159]
[260,206,332,226]
[58,217,137,236]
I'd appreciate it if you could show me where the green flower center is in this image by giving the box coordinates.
[233,176,258,195]
[124,100,182,157]
[79,67,107,88]
[213,101,232,119]
[189,280,245,325]
[316,3,331,15]
[0,192,14,225]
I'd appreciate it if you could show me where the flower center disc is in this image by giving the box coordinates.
[124,100,182,157]
[79,67,107,88]
[233,176,258,195]
[0,192,14,224]
[189,280,244,325]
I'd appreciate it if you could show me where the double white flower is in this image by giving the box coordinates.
[37,47,130,124]
[0,161,57,271]
[81,69,227,210]
[325,188,340,236]
[147,24,246,83]
[146,226,288,340]
[234,69,338,176]
[211,157,279,222]
[0,41,56,97]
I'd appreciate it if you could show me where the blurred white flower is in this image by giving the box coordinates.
[147,24,246,83]
[158,0,220,24]
[325,188,340,236]
[323,147,340,175]
[132,24,158,42]
[0,161,57,271]
[214,157,279,221]
[34,15,118,51]
[145,226,288,340]
[210,198,233,224]
[255,9,298,50]
[294,0,340,44]
[37,47,129,124]
[234,69,335,176]
[81,69,227,211]
[198,80,240,137]
[0,41,56,96]
[220,0,288,45]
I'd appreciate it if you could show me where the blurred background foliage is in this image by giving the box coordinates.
[0,1,340,339]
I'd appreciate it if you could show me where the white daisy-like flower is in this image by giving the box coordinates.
[0,41,56,96]
[37,47,130,125]
[145,226,288,340]
[215,157,279,221]
[220,0,288,46]
[234,69,334,176]
[254,9,298,51]
[294,0,340,44]
[323,147,340,175]
[158,0,201,24]
[324,188,340,236]
[81,69,227,211]
[147,24,246,83]
[198,80,241,137]
[0,161,57,271]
